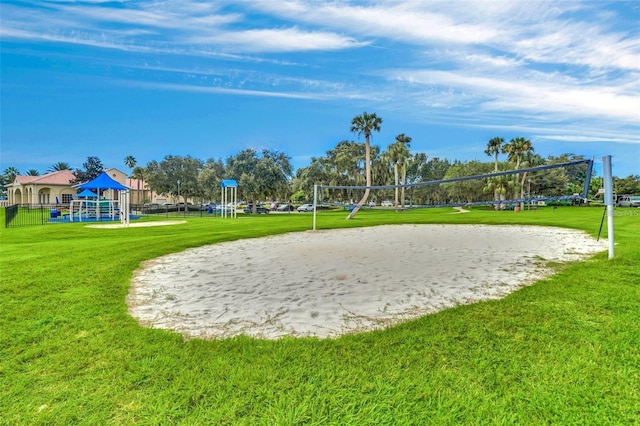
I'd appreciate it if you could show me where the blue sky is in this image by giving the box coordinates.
[1,0,639,178]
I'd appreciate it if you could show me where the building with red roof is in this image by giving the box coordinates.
[4,168,158,206]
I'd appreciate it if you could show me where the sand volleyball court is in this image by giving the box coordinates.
[127,224,606,340]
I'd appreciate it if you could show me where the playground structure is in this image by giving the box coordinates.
[69,198,118,222]
[67,171,131,224]
[68,189,130,224]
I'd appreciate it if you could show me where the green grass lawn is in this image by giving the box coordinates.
[1,207,639,425]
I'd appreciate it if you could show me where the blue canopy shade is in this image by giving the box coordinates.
[77,171,130,191]
[76,189,98,198]
[221,179,238,188]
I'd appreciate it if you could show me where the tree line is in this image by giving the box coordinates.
[2,112,639,207]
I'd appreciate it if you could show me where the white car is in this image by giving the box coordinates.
[297,204,315,212]
[617,195,640,207]
[381,200,393,207]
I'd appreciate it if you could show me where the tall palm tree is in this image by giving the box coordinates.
[124,156,137,205]
[386,142,404,206]
[395,134,412,208]
[386,134,412,208]
[518,152,543,210]
[485,137,504,208]
[501,137,532,170]
[124,155,137,177]
[47,162,71,173]
[485,137,504,173]
[347,112,382,219]
[132,166,145,204]
[501,137,533,200]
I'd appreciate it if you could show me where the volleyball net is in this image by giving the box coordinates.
[313,158,594,212]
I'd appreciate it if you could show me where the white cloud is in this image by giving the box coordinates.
[540,135,640,144]
[512,22,640,72]
[116,80,336,100]
[387,67,639,123]
[254,0,500,44]
[188,27,367,52]
[2,0,638,167]
[258,1,640,72]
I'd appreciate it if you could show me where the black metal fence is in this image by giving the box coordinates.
[4,203,225,228]
[4,204,60,228]
[135,204,221,217]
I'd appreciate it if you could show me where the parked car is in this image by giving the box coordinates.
[243,204,270,214]
[175,202,195,211]
[216,205,235,214]
[617,195,640,207]
[277,203,295,212]
[297,204,315,212]
[381,200,393,207]
[201,202,218,212]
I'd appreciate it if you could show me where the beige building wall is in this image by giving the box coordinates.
[4,168,168,206]
[6,170,77,205]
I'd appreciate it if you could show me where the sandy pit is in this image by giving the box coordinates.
[127,224,606,340]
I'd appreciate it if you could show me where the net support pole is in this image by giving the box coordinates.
[581,158,594,200]
[602,155,614,259]
[312,184,318,231]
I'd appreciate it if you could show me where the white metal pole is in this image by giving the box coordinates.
[602,155,614,259]
[125,190,130,225]
[233,186,237,218]
[313,184,318,231]
[222,185,226,218]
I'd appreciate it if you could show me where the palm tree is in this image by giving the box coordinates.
[401,154,413,208]
[26,169,40,176]
[385,134,412,208]
[518,152,543,210]
[483,175,513,208]
[47,162,71,173]
[124,155,137,177]
[347,112,382,219]
[501,137,532,170]
[386,142,404,206]
[502,137,533,201]
[124,156,137,206]
[485,137,504,208]
[3,167,20,183]
[395,134,412,208]
[132,166,145,204]
[485,137,504,173]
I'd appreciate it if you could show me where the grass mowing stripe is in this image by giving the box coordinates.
[1,207,639,424]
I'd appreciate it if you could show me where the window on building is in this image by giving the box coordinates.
[62,194,73,203]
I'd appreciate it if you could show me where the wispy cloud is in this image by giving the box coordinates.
[540,135,640,144]
[392,67,632,113]
[253,1,500,44]
[0,1,364,53]
[1,0,638,174]
[117,79,339,101]
[187,27,367,52]
[258,1,640,72]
